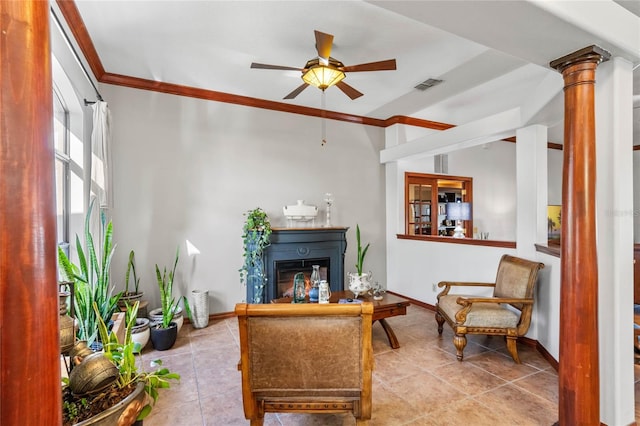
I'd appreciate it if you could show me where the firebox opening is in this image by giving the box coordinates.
[276,258,330,298]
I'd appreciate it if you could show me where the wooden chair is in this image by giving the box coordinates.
[235,302,374,425]
[435,254,544,363]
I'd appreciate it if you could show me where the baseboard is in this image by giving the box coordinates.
[386,291,560,371]
[183,310,236,324]
[195,292,560,370]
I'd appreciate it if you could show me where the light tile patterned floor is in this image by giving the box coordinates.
[141,304,563,425]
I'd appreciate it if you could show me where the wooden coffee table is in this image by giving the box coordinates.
[272,291,410,349]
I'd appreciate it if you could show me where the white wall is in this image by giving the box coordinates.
[447,141,517,241]
[548,148,563,206]
[634,151,640,243]
[385,139,519,303]
[385,134,558,346]
[534,253,561,359]
[102,85,387,314]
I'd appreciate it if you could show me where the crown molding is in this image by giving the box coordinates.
[101,72,387,127]
[56,0,105,79]
[55,0,450,131]
[56,0,568,148]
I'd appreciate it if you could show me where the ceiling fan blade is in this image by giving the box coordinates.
[251,62,302,71]
[283,83,310,100]
[341,59,397,72]
[336,81,364,100]
[314,30,334,64]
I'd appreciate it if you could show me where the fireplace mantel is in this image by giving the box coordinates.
[260,227,348,303]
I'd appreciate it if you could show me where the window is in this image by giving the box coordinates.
[53,82,85,253]
[54,87,70,246]
[405,172,473,237]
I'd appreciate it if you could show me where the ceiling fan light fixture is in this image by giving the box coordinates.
[302,65,345,90]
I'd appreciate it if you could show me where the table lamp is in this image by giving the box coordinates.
[446,202,471,238]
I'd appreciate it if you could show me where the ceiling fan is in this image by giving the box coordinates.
[251,30,397,100]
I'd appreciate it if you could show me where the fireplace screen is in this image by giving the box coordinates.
[275,258,329,298]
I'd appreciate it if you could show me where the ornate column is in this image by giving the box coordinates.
[550,45,610,425]
[0,1,61,423]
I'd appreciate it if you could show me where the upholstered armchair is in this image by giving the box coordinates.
[235,302,374,425]
[435,254,544,363]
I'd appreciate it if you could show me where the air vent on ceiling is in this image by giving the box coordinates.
[415,78,443,91]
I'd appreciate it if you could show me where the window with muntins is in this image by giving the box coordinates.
[405,172,473,237]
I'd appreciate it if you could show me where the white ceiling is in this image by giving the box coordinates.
[72,0,640,144]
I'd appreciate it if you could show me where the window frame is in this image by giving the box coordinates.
[404,172,473,237]
[53,85,71,245]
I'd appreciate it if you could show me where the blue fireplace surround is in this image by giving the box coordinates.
[259,227,348,303]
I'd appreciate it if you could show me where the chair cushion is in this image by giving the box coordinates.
[439,294,520,328]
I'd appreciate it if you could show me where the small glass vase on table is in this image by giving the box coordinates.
[293,272,306,303]
[308,265,320,303]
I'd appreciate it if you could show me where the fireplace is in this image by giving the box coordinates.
[275,258,329,298]
[254,227,348,303]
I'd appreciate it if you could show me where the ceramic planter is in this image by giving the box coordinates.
[131,318,150,353]
[149,322,178,351]
[148,307,183,332]
[117,292,144,310]
[190,290,209,329]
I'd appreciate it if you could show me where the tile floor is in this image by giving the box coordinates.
[137,304,614,425]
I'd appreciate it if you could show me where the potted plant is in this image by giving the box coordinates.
[118,250,144,309]
[61,301,180,425]
[149,248,181,351]
[240,207,272,303]
[348,224,372,298]
[58,199,121,349]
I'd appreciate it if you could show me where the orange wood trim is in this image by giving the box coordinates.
[100,72,387,127]
[396,234,516,249]
[386,291,436,312]
[184,311,236,323]
[387,292,558,372]
[503,136,563,150]
[548,142,564,151]
[550,45,610,426]
[634,145,640,151]
[383,115,454,131]
[535,243,561,258]
[55,0,105,79]
[535,340,559,371]
[1,1,62,423]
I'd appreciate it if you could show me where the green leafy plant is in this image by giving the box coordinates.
[239,207,272,303]
[95,301,180,420]
[155,247,180,329]
[124,250,140,295]
[355,224,370,275]
[58,199,121,347]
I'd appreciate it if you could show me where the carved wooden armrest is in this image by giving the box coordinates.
[453,297,534,323]
[436,281,495,301]
[456,297,534,306]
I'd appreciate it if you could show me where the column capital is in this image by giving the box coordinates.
[550,45,611,73]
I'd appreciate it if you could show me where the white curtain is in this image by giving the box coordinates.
[89,101,112,255]
[91,101,112,218]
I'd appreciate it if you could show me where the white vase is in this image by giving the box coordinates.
[348,272,372,298]
[131,318,150,353]
[191,289,209,329]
